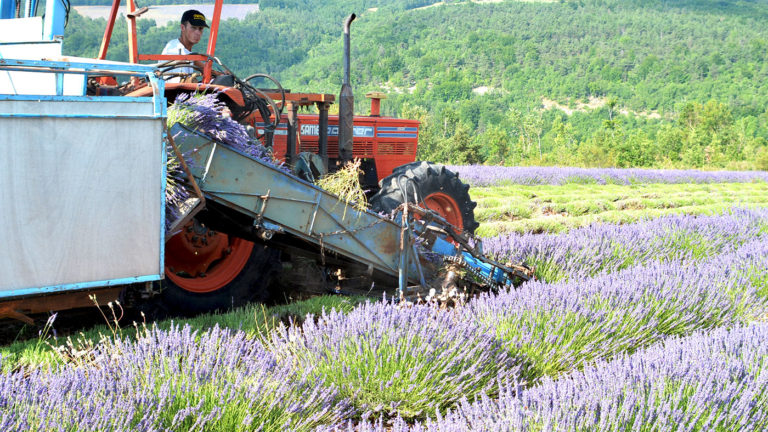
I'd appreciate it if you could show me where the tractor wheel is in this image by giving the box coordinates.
[369,161,479,234]
[161,218,281,315]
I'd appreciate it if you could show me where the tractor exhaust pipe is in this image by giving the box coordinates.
[338,13,356,163]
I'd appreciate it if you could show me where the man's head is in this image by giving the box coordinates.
[179,10,208,50]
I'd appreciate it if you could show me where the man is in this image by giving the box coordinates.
[162,9,209,77]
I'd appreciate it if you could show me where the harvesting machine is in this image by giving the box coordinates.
[0,0,531,323]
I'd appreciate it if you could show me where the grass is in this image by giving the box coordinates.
[472,182,768,236]
[0,295,367,374]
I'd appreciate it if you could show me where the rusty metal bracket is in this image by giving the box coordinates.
[126,6,149,19]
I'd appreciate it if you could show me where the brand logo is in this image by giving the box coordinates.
[300,124,374,138]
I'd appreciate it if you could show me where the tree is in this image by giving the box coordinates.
[480,125,511,165]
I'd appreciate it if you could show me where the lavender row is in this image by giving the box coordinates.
[448,165,768,186]
[338,321,768,431]
[467,238,768,384]
[266,301,518,422]
[482,207,768,281]
[271,238,768,423]
[0,325,350,432]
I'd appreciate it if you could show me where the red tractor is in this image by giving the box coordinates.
[91,2,478,314]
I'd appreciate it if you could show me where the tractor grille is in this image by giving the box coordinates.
[326,142,374,157]
[378,141,416,155]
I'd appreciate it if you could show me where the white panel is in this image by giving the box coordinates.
[0,41,86,96]
[0,99,156,116]
[0,17,43,42]
[0,101,163,293]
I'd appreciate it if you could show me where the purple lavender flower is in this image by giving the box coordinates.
[168,92,288,173]
[0,324,350,431]
[466,238,768,384]
[449,165,768,187]
[483,207,768,281]
[325,322,768,431]
[268,301,520,422]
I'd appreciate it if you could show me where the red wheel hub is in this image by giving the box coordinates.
[422,192,463,231]
[165,220,254,293]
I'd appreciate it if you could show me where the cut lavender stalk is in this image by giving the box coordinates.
[164,92,289,230]
[167,92,288,172]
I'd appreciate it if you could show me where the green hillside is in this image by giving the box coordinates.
[64,0,768,169]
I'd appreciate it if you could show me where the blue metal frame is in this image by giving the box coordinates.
[0,58,166,99]
[2,275,161,299]
[0,0,16,19]
[0,59,167,299]
[0,58,158,74]
[0,0,64,37]
[43,0,66,40]
[0,95,162,118]
[25,0,38,18]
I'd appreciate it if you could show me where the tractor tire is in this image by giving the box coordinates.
[369,161,479,234]
[160,220,281,316]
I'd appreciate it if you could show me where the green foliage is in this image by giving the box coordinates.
[63,0,768,167]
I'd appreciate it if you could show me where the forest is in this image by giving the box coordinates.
[61,0,768,169]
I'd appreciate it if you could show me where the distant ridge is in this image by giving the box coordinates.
[73,3,259,26]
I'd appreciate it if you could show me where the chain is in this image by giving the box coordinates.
[442,255,497,288]
[314,218,389,266]
[313,217,388,238]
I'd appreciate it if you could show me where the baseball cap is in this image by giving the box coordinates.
[181,10,209,28]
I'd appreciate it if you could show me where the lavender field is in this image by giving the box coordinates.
[448,165,768,186]
[2,167,768,431]
[464,167,768,236]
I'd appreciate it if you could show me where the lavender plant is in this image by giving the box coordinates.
[466,238,768,384]
[267,301,520,422]
[334,322,768,431]
[0,324,350,432]
[449,165,768,187]
[483,207,768,281]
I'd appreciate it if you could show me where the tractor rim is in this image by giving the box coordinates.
[165,221,254,293]
[422,192,463,231]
